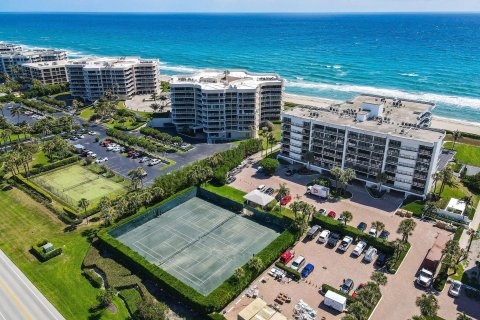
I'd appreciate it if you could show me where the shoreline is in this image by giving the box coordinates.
[284,93,480,136]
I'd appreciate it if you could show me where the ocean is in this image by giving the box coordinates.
[1,13,480,123]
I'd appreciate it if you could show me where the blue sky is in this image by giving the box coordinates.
[1,0,479,13]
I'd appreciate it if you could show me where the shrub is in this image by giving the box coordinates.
[207,313,227,320]
[106,128,176,153]
[63,206,80,219]
[82,269,103,288]
[387,242,411,274]
[14,174,52,202]
[118,288,142,315]
[265,200,277,212]
[274,262,301,280]
[28,156,79,176]
[258,158,280,176]
[97,288,116,307]
[433,263,448,291]
[321,284,356,304]
[31,240,62,262]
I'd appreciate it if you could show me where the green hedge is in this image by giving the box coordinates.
[274,262,301,280]
[118,288,142,315]
[388,242,411,274]
[98,188,296,314]
[29,156,79,176]
[453,226,464,242]
[311,214,394,254]
[31,240,62,262]
[14,174,52,202]
[321,284,356,304]
[207,313,227,320]
[82,269,103,288]
[106,128,176,153]
[433,263,448,291]
[63,206,79,219]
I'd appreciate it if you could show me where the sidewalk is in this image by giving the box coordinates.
[459,202,480,249]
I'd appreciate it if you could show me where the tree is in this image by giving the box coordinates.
[347,301,369,320]
[128,168,147,190]
[457,312,472,320]
[452,130,462,148]
[438,167,455,195]
[331,166,343,190]
[303,151,315,170]
[431,172,441,199]
[96,288,116,308]
[72,99,83,113]
[391,239,408,261]
[301,202,316,223]
[150,103,160,113]
[248,256,264,272]
[340,211,353,226]
[397,218,417,242]
[233,267,245,282]
[340,168,356,195]
[376,171,388,191]
[0,129,10,151]
[422,202,438,219]
[371,221,385,237]
[290,201,303,221]
[258,158,279,176]
[135,298,167,320]
[356,282,381,309]
[277,183,290,200]
[78,198,90,214]
[0,102,4,117]
[443,239,466,275]
[415,294,439,318]
[370,271,388,286]
[10,104,22,124]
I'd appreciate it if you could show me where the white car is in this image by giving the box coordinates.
[338,236,354,252]
[88,131,96,135]
[363,247,378,263]
[352,241,368,256]
[112,146,121,152]
[448,280,462,297]
[317,230,331,243]
[95,157,108,163]
[149,159,161,166]
[257,185,265,191]
[369,228,377,237]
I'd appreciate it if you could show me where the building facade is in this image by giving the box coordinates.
[0,48,67,76]
[66,57,160,101]
[0,43,22,54]
[279,95,445,197]
[22,60,69,85]
[170,70,283,142]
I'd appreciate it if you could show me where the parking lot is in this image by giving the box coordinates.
[223,158,464,320]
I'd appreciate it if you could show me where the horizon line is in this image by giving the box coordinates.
[1,11,480,14]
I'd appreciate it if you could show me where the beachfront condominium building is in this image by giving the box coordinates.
[66,57,160,101]
[279,95,446,197]
[0,48,67,76]
[22,60,69,85]
[0,43,22,54]
[170,70,284,142]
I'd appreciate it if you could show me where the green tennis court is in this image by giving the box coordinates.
[32,165,126,207]
[113,197,280,295]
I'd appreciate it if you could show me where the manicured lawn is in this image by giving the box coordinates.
[202,182,247,203]
[434,176,479,209]
[79,106,95,120]
[445,141,480,166]
[259,122,281,150]
[401,199,426,216]
[0,188,129,320]
[0,128,28,144]
[30,150,51,168]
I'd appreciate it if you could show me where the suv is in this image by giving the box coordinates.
[340,279,354,294]
[327,233,341,247]
[306,225,321,240]
[375,252,388,267]
[291,256,305,271]
[357,222,367,232]
[338,236,353,252]
[363,247,378,263]
[317,230,331,243]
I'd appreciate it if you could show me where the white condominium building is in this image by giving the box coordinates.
[0,43,22,54]
[66,57,160,101]
[170,70,283,142]
[280,95,446,197]
[22,60,69,85]
[0,48,67,76]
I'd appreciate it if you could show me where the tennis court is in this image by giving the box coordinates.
[114,197,280,295]
[32,165,126,207]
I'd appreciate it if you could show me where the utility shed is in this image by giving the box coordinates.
[41,242,54,253]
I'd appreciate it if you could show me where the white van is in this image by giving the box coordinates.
[324,290,347,312]
[291,255,305,271]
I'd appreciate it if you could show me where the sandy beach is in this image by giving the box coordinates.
[284,93,480,135]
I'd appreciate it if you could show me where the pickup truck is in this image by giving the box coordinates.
[338,236,353,252]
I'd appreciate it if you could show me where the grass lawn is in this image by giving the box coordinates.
[259,122,281,150]
[434,176,479,209]
[0,128,28,144]
[0,188,129,320]
[30,150,51,168]
[202,182,247,203]
[401,199,426,216]
[79,107,95,120]
[445,141,480,166]
[446,133,480,147]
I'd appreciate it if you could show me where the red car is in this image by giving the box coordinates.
[280,195,292,206]
[328,211,336,219]
[279,248,295,264]
[352,283,366,298]
[101,140,111,146]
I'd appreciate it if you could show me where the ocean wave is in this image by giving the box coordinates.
[286,80,480,109]
[159,62,201,73]
[333,65,342,69]
[400,73,419,77]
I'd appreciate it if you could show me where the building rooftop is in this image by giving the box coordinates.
[284,94,444,142]
[171,69,283,91]
[66,57,159,70]
[0,43,23,53]
[0,48,67,58]
[23,60,69,69]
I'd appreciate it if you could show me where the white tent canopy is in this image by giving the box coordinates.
[244,189,275,207]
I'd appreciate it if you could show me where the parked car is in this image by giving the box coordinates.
[352,241,368,256]
[264,187,274,195]
[88,131,96,135]
[340,279,355,294]
[95,157,108,163]
[357,222,367,232]
[149,159,161,166]
[317,230,331,243]
[327,233,341,247]
[352,283,366,298]
[257,185,265,191]
[448,280,462,297]
[279,248,295,264]
[338,236,354,252]
[318,208,327,215]
[112,146,121,152]
[285,169,294,176]
[280,195,292,206]
[379,230,390,240]
[226,176,236,184]
[328,211,336,219]
[369,228,377,237]
[101,140,111,146]
[375,252,388,267]
[363,247,378,263]
[290,256,305,271]
[139,157,150,163]
[301,263,315,278]
[306,225,321,240]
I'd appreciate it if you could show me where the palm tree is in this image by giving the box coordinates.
[233,267,245,282]
[431,172,441,198]
[356,282,381,309]
[331,166,343,191]
[128,167,146,190]
[303,151,315,170]
[457,312,472,320]
[438,167,455,195]
[72,99,83,113]
[371,221,385,237]
[391,238,408,261]
[415,294,439,318]
[10,104,22,124]
[42,140,56,159]
[150,103,160,113]
[159,94,168,112]
[443,240,466,275]
[267,133,276,155]
[0,129,10,151]
[290,201,303,222]
[348,301,369,320]
[340,168,356,195]
[277,183,290,200]
[462,195,472,217]
[302,203,316,222]
[422,202,438,219]
[376,171,388,191]
[370,272,388,286]
[452,130,462,148]
[397,218,417,242]
[248,256,264,272]
[340,211,353,226]
[78,198,90,214]
[150,91,158,103]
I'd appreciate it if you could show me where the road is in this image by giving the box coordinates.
[0,250,64,320]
